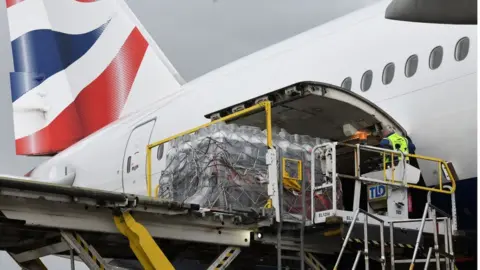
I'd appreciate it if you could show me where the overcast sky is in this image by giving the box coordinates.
[0,0,378,268]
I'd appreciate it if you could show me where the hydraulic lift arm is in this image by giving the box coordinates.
[113,211,175,270]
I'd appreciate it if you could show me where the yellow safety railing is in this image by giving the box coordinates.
[340,143,456,195]
[145,101,273,197]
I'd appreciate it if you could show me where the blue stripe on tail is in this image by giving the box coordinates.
[10,21,109,102]
[9,72,45,102]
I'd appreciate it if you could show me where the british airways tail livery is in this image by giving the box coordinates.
[6,0,184,156]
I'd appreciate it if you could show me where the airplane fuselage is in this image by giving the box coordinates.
[27,1,476,203]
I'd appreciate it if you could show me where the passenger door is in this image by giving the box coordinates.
[122,119,156,195]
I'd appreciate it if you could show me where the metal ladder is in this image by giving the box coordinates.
[276,168,306,269]
[390,185,457,270]
[333,208,387,270]
[392,202,455,270]
[304,252,328,270]
[275,156,331,270]
[60,231,112,270]
[276,153,306,270]
[334,202,456,270]
[207,246,241,270]
[9,230,112,270]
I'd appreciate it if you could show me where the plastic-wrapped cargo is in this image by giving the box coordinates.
[156,122,343,219]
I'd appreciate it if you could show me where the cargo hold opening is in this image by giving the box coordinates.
[205,81,410,213]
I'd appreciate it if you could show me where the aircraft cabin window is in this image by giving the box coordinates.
[360,70,373,92]
[455,37,470,61]
[429,46,443,70]
[405,54,418,78]
[341,77,352,90]
[157,144,164,160]
[382,62,395,85]
[126,156,131,173]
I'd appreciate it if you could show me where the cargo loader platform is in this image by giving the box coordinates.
[0,174,271,269]
[0,174,464,270]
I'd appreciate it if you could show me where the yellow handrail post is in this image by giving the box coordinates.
[391,153,395,182]
[383,152,387,182]
[146,147,152,197]
[439,162,442,191]
[264,101,273,148]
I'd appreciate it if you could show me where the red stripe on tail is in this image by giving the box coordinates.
[6,0,24,8]
[76,27,148,135]
[15,28,148,155]
[15,103,84,155]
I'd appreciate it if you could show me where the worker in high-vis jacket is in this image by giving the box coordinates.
[379,128,416,165]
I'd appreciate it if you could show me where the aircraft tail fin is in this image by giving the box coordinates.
[6,0,184,156]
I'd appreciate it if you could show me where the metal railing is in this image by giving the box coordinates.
[352,250,363,270]
[334,208,386,270]
[390,216,452,270]
[407,203,455,270]
[310,142,457,222]
[338,142,457,194]
[145,101,273,197]
[335,203,455,270]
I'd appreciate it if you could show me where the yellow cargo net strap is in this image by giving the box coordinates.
[146,101,273,197]
[264,158,302,209]
[282,158,302,192]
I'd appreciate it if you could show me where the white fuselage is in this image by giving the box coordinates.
[29,1,477,194]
